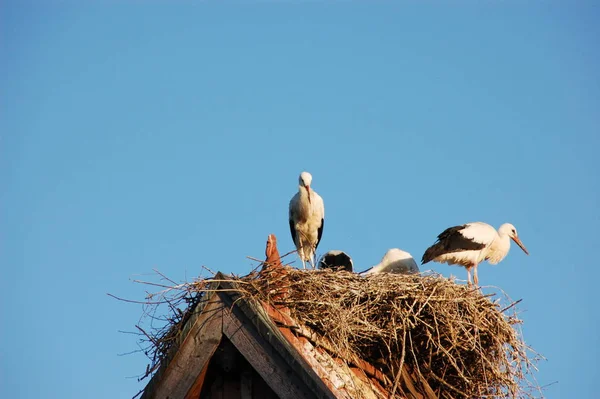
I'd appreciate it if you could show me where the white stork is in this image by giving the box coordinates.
[360,248,420,276]
[289,171,325,269]
[318,250,353,272]
[421,222,529,286]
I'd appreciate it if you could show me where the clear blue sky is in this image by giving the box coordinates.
[2,1,598,398]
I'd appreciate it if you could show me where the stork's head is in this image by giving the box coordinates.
[499,223,529,255]
[299,171,313,203]
[299,171,312,187]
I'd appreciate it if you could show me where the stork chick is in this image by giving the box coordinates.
[360,248,420,276]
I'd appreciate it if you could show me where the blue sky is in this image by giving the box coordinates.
[1,1,598,398]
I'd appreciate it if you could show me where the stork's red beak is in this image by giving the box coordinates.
[305,186,311,203]
[511,235,529,255]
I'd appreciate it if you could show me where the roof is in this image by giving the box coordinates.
[139,273,391,399]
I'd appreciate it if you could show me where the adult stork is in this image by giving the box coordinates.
[421,222,529,286]
[318,250,353,272]
[360,248,420,276]
[289,171,325,269]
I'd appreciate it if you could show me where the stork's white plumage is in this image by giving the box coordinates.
[289,172,325,269]
[421,222,529,286]
[360,248,420,276]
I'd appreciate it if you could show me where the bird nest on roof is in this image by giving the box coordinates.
[133,267,539,399]
[255,268,537,398]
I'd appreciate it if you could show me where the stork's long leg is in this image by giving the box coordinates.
[307,244,317,269]
[466,266,473,286]
[308,249,315,269]
[297,242,307,269]
[473,264,479,286]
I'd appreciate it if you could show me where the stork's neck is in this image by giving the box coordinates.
[298,185,311,212]
[488,231,511,264]
[299,185,308,196]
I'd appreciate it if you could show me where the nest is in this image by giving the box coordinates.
[132,267,539,399]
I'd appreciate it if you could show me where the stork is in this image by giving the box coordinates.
[289,171,325,269]
[318,250,353,272]
[421,222,529,286]
[360,248,420,276]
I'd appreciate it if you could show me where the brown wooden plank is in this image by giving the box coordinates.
[253,371,279,399]
[221,295,325,399]
[184,357,211,399]
[142,296,224,399]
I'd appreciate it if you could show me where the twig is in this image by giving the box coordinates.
[500,299,523,314]
[107,293,167,305]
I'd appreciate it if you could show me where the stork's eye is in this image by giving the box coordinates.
[512,229,516,234]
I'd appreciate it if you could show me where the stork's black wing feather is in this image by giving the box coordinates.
[421,224,486,264]
[289,218,297,248]
[315,218,324,250]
